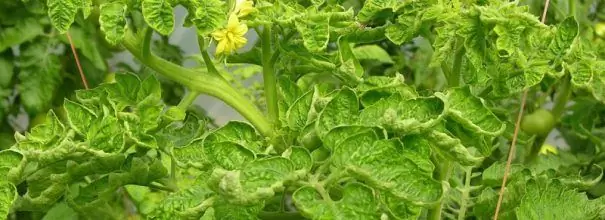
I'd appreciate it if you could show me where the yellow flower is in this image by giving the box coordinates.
[596,22,605,38]
[211,14,248,55]
[539,143,558,155]
[234,0,256,17]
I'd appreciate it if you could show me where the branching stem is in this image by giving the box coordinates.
[262,25,279,128]
[122,29,273,138]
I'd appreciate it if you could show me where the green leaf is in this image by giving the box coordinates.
[192,0,226,35]
[386,13,421,45]
[142,0,175,35]
[357,0,396,23]
[75,0,93,18]
[443,87,506,136]
[515,180,601,220]
[158,114,205,149]
[323,125,382,150]
[18,42,62,115]
[340,139,443,205]
[549,17,578,56]
[47,0,77,33]
[0,181,16,218]
[400,136,434,173]
[315,88,359,138]
[86,115,125,153]
[0,150,22,170]
[286,89,314,130]
[64,99,96,135]
[357,75,417,107]
[204,121,263,153]
[493,24,524,56]
[482,162,525,187]
[352,45,393,64]
[212,198,264,220]
[42,202,78,220]
[173,139,207,168]
[425,128,483,166]
[293,183,381,219]
[0,18,44,52]
[278,77,302,106]
[99,2,128,45]
[283,147,313,171]
[151,178,213,219]
[0,56,13,88]
[22,111,65,147]
[295,13,330,52]
[204,142,255,170]
[231,157,294,203]
[106,73,142,106]
[569,58,593,89]
[382,192,421,220]
[359,94,444,134]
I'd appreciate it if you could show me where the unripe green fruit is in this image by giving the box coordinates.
[521,109,555,136]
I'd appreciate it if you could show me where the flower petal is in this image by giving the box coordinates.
[216,40,227,55]
[227,14,240,29]
[211,30,226,41]
[234,24,248,36]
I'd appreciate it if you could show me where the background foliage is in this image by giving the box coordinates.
[2,0,605,219]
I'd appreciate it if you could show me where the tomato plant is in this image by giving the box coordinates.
[2,0,605,219]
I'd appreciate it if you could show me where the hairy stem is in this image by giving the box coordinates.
[458,167,473,220]
[428,159,453,220]
[122,30,272,137]
[262,25,279,127]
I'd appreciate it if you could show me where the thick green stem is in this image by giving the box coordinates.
[262,25,279,127]
[428,160,453,220]
[123,30,272,137]
[142,27,153,62]
[569,0,576,16]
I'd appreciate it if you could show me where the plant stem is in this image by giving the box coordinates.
[197,35,220,75]
[569,0,576,16]
[262,25,279,127]
[123,30,273,137]
[428,159,453,220]
[177,91,200,109]
[458,167,473,220]
[258,211,306,220]
[142,27,153,62]
[551,75,571,119]
[449,40,464,87]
